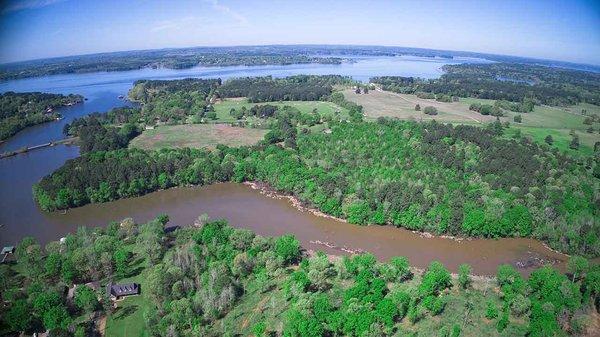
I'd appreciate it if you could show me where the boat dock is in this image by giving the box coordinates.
[0,137,77,159]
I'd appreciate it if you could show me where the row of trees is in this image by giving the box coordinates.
[217,75,354,102]
[2,216,598,336]
[0,91,83,141]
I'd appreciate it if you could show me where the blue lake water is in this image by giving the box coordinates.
[0,55,492,246]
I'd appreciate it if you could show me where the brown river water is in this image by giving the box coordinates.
[4,182,569,276]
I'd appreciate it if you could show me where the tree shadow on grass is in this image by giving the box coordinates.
[113,304,139,320]
[123,265,145,278]
[121,257,146,278]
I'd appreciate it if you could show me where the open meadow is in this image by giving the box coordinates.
[344,89,599,155]
[343,88,499,123]
[129,124,267,150]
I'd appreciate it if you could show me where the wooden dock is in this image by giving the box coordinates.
[0,137,77,159]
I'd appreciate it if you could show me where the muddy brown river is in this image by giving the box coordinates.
[4,182,568,276]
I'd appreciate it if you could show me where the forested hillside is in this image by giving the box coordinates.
[0,91,83,141]
[34,119,600,257]
[1,217,598,336]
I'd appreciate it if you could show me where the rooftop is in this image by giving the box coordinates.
[108,282,140,297]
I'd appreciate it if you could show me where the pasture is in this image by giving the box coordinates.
[129,124,267,150]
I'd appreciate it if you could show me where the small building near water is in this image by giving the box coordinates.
[107,282,140,300]
[1,246,15,263]
[1,246,14,255]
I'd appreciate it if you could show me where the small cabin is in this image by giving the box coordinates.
[107,282,140,300]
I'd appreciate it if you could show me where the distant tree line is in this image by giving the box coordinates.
[371,62,600,106]
[0,51,342,81]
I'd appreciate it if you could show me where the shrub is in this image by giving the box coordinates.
[423,106,438,115]
[458,264,471,289]
[513,114,522,123]
[485,300,499,319]
[274,234,301,264]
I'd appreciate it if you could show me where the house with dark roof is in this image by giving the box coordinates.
[107,282,140,300]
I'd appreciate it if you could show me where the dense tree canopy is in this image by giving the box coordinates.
[0,91,83,141]
[217,75,353,102]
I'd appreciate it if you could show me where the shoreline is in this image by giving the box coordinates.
[245,181,480,243]
[243,181,573,274]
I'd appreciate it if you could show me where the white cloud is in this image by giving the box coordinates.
[1,0,67,14]
[151,16,200,33]
[202,0,248,25]
[149,0,248,34]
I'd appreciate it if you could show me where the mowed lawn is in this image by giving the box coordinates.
[104,250,152,337]
[130,124,267,150]
[212,98,349,122]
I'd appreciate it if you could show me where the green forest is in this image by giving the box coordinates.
[1,216,598,336]
[34,117,599,258]
[19,73,600,336]
[0,92,83,141]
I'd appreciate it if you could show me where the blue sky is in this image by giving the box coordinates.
[0,0,599,65]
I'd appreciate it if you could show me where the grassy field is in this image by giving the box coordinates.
[345,89,599,156]
[344,89,499,124]
[212,98,349,122]
[104,250,152,337]
[506,126,597,156]
[129,124,267,150]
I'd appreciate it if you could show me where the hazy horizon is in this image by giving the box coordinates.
[1,43,598,69]
[0,0,599,66]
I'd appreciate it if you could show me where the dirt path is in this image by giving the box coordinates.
[97,315,107,336]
